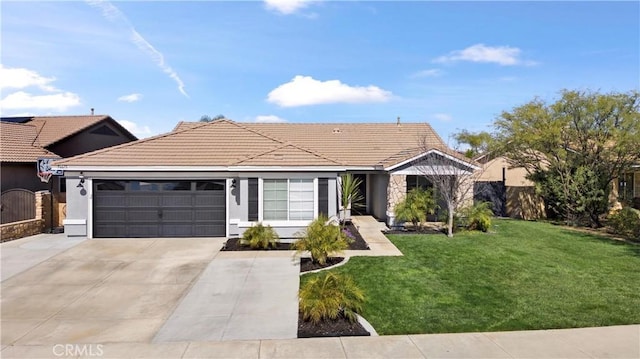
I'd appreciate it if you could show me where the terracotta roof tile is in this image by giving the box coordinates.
[56,119,474,168]
[0,122,58,163]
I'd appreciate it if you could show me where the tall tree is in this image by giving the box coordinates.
[199,114,225,122]
[494,90,640,227]
[415,138,482,237]
[452,130,494,158]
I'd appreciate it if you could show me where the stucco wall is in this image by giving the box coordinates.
[64,171,339,239]
[478,156,532,187]
[369,173,389,222]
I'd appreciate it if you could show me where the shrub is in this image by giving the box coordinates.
[394,188,437,230]
[292,215,351,265]
[608,207,640,240]
[459,202,494,232]
[240,223,279,249]
[299,272,365,324]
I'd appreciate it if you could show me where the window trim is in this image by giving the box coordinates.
[258,177,318,223]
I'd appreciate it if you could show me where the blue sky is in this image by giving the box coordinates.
[1,1,638,142]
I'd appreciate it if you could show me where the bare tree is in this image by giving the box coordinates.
[413,138,482,237]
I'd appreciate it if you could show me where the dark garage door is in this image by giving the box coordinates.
[93,180,226,237]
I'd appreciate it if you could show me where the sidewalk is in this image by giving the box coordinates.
[2,325,638,358]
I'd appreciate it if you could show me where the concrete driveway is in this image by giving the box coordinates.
[1,235,299,347]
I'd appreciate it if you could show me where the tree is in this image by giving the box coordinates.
[199,114,225,122]
[414,140,482,237]
[494,90,640,227]
[453,130,494,158]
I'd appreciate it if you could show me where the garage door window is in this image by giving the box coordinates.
[263,179,314,220]
[95,180,126,191]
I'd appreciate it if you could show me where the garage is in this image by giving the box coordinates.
[93,180,226,237]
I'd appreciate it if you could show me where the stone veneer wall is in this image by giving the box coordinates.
[387,174,407,226]
[0,191,48,242]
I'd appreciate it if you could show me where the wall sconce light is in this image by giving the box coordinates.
[76,172,85,188]
[231,178,237,190]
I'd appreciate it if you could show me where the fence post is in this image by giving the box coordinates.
[35,191,51,230]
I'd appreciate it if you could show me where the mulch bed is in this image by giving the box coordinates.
[300,257,344,273]
[297,311,370,338]
[221,221,370,251]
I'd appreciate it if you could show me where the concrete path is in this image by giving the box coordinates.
[3,325,638,358]
[349,216,403,256]
[1,233,86,281]
[155,251,300,342]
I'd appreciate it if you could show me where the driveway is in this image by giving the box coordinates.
[1,235,299,347]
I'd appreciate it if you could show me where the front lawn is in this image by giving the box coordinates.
[305,220,640,335]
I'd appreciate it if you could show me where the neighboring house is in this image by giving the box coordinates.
[54,119,478,239]
[612,165,640,209]
[0,115,137,226]
[474,154,545,220]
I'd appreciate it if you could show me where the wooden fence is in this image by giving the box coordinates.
[1,189,36,224]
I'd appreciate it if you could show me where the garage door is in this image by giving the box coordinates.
[93,180,226,237]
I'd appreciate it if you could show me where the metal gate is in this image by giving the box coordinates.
[1,189,36,224]
[93,180,226,237]
[474,181,506,217]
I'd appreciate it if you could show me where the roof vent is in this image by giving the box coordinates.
[332,128,341,134]
[91,108,95,115]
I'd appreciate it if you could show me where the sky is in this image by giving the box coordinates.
[1,1,638,143]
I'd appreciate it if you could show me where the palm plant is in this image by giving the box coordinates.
[240,223,280,249]
[299,272,365,324]
[394,188,437,230]
[292,215,351,265]
[340,174,364,222]
[460,201,494,232]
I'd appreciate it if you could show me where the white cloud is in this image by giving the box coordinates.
[0,91,81,112]
[433,113,453,122]
[434,43,533,66]
[87,0,188,97]
[267,75,392,107]
[0,65,82,113]
[117,93,142,103]
[0,65,58,91]
[255,115,287,123]
[264,0,315,15]
[411,69,444,78]
[117,119,153,138]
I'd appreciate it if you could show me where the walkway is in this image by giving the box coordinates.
[154,251,300,342]
[349,216,403,256]
[3,325,638,358]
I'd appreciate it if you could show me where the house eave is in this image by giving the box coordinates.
[52,165,381,173]
[384,149,480,172]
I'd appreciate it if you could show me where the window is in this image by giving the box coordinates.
[263,179,314,221]
[196,180,225,191]
[618,173,635,202]
[95,180,126,191]
[289,179,314,220]
[406,175,432,192]
[263,179,288,220]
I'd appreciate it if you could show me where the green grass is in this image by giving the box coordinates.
[301,220,640,335]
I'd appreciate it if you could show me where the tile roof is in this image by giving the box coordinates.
[0,122,58,163]
[28,115,117,146]
[56,119,473,169]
